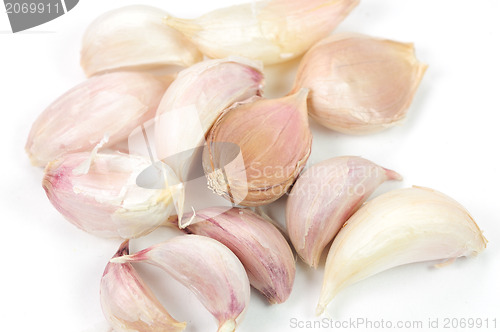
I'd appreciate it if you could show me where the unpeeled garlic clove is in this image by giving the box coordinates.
[112,235,250,332]
[292,33,428,134]
[164,0,359,65]
[155,57,264,218]
[286,156,402,268]
[203,88,312,206]
[81,5,203,77]
[100,240,186,332]
[26,72,169,167]
[317,186,487,315]
[43,151,174,239]
[178,207,295,304]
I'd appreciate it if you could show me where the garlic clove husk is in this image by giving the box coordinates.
[164,0,359,65]
[286,156,402,268]
[155,57,264,216]
[292,33,428,134]
[317,186,487,315]
[178,207,295,304]
[112,235,250,332]
[100,240,186,332]
[26,72,169,167]
[43,151,174,239]
[203,88,312,206]
[81,5,203,77]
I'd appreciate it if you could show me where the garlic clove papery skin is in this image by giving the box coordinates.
[292,33,428,134]
[43,152,173,239]
[26,72,169,167]
[164,0,359,65]
[203,88,312,206]
[100,240,186,332]
[112,235,251,332]
[317,186,487,316]
[179,207,295,304]
[286,156,402,268]
[81,5,203,77]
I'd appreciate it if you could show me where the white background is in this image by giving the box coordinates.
[1,1,500,331]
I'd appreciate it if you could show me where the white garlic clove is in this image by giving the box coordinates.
[317,186,487,315]
[155,57,264,217]
[100,240,186,332]
[112,235,251,332]
[292,33,428,134]
[81,5,203,77]
[43,152,174,239]
[26,72,169,167]
[203,88,312,206]
[178,207,295,304]
[164,0,359,65]
[286,156,402,268]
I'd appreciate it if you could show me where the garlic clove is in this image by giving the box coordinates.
[164,0,359,65]
[43,152,174,239]
[26,72,169,167]
[81,5,203,77]
[155,57,264,216]
[178,207,295,304]
[100,240,186,332]
[286,156,402,268]
[203,88,312,206]
[292,33,428,134]
[317,186,487,315]
[112,235,250,332]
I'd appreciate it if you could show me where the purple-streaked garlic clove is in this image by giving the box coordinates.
[317,186,487,315]
[292,33,428,134]
[26,72,169,167]
[203,88,312,206]
[177,207,295,304]
[286,156,402,268]
[164,0,359,65]
[154,57,264,219]
[81,5,203,77]
[100,240,186,332]
[43,152,174,239]
[112,235,250,332]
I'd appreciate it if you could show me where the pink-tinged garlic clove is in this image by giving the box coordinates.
[43,152,173,239]
[26,72,169,167]
[165,0,359,65]
[112,235,250,332]
[286,156,402,268]
[317,186,487,315]
[203,88,312,206]
[178,207,295,304]
[81,5,203,77]
[292,33,428,134]
[100,240,186,332]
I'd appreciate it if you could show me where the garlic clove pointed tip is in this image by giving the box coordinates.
[110,255,133,264]
[217,320,236,332]
[315,303,326,316]
[384,168,403,181]
[164,16,200,38]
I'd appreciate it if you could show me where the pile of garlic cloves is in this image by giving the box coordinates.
[25,0,488,331]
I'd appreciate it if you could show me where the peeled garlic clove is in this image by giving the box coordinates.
[292,33,428,134]
[286,156,402,268]
[26,72,168,167]
[81,5,203,77]
[112,235,250,332]
[317,186,487,315]
[179,207,295,304]
[203,88,312,206]
[43,152,173,239]
[165,0,359,65]
[100,240,186,332]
